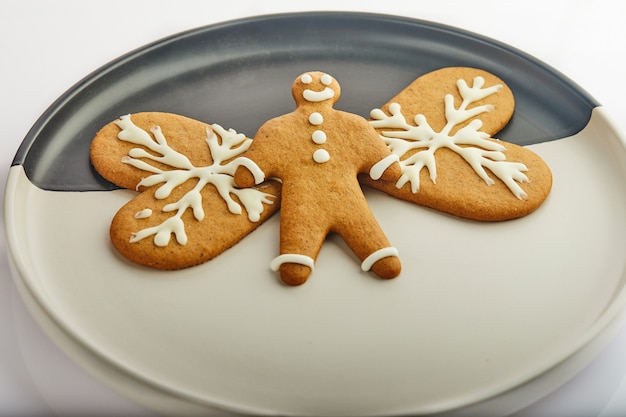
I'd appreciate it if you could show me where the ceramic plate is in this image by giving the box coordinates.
[5,12,626,416]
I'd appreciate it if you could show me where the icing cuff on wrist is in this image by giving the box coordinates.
[370,154,400,180]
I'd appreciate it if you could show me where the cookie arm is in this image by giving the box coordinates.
[233,125,276,188]
[234,164,261,188]
[367,127,403,183]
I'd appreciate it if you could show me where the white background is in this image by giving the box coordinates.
[1,0,626,416]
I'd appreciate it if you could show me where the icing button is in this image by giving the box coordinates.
[312,130,327,144]
[309,112,323,126]
[313,149,330,163]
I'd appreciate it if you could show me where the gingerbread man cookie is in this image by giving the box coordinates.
[234,71,403,286]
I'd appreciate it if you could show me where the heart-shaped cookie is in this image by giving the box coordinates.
[90,112,280,269]
[362,67,552,221]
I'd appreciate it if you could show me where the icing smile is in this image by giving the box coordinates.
[303,87,335,102]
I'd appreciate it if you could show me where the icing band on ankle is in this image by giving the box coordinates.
[361,247,399,271]
[270,254,315,272]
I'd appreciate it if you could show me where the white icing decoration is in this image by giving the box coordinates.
[312,130,327,144]
[131,215,187,246]
[134,208,152,219]
[115,115,275,247]
[361,247,399,272]
[308,112,324,125]
[369,154,399,180]
[369,76,529,199]
[270,254,315,271]
[303,87,335,102]
[301,73,313,84]
[320,73,332,86]
[313,149,330,164]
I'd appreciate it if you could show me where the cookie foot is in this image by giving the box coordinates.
[270,254,315,286]
[361,247,401,280]
[279,263,313,286]
[370,256,402,280]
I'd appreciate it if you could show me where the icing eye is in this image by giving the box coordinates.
[301,74,313,84]
[321,74,333,86]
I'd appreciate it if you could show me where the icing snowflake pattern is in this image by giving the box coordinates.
[115,115,273,247]
[369,76,530,199]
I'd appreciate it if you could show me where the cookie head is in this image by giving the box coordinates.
[292,71,341,106]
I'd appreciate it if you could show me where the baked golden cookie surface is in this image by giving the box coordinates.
[90,112,280,269]
[363,67,552,221]
[235,71,403,285]
[90,67,552,282]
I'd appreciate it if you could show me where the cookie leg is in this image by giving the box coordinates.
[273,217,327,285]
[338,214,401,280]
